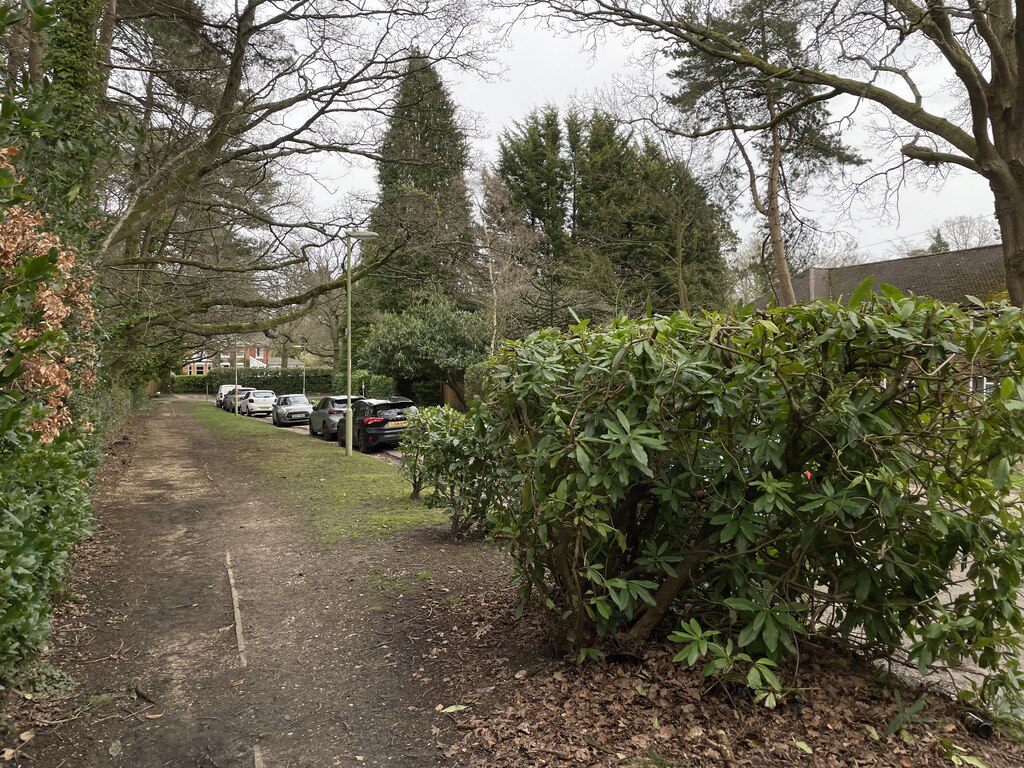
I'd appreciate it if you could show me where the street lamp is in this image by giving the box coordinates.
[344,228,379,456]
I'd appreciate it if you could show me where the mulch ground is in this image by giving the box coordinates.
[2,396,1022,767]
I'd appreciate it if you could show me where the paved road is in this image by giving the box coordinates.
[202,396,403,461]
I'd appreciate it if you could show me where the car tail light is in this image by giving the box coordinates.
[248,398,254,403]
[363,417,385,426]
[327,407,342,414]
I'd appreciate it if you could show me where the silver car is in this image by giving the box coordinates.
[308,395,364,440]
[272,394,313,427]
[240,390,276,417]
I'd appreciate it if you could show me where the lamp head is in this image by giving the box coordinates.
[345,229,379,240]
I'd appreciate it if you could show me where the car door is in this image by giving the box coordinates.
[349,400,364,436]
[312,397,329,431]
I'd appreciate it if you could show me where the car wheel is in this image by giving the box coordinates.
[309,421,317,436]
[357,430,369,453]
[323,426,334,441]
[337,428,346,447]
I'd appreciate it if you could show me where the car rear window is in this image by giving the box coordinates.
[252,391,275,397]
[374,403,415,418]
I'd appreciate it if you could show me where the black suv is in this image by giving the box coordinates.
[346,398,416,452]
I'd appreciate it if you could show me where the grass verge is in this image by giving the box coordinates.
[180,398,443,546]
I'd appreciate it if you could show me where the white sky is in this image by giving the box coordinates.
[333,17,999,263]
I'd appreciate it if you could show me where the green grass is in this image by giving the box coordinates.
[181,399,443,546]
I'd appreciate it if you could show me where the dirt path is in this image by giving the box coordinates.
[14,397,1024,768]
[22,397,518,767]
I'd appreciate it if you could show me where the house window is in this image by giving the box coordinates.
[972,376,996,397]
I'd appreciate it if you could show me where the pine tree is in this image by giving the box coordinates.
[497,107,573,327]
[499,107,732,323]
[363,54,474,312]
[668,0,861,305]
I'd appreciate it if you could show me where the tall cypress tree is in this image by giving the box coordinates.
[362,55,474,312]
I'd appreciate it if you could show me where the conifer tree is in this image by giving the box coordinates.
[363,55,474,312]
[498,107,731,323]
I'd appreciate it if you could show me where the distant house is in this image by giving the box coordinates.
[759,244,1007,396]
[764,244,1007,306]
[180,338,280,375]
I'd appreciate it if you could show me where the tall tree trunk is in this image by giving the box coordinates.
[675,221,690,312]
[331,324,341,372]
[766,119,796,305]
[97,0,116,92]
[991,182,1024,306]
[488,257,499,353]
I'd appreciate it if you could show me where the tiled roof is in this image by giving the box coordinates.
[781,244,1007,304]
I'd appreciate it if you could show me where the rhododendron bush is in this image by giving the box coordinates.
[0,148,96,684]
[440,294,1024,713]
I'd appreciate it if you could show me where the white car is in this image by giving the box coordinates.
[215,384,237,408]
[240,390,277,417]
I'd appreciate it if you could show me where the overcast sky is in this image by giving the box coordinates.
[333,16,999,263]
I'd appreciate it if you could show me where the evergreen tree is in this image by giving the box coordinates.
[497,107,574,327]
[498,107,732,324]
[363,55,474,312]
[667,0,861,305]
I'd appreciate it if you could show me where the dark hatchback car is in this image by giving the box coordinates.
[346,398,416,452]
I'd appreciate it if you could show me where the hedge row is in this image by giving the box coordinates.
[1,183,96,686]
[171,368,396,399]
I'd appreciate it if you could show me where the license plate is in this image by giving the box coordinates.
[388,420,408,428]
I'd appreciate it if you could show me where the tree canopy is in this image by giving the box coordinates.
[498,107,732,322]
[532,0,1024,306]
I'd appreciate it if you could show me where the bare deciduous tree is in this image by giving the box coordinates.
[528,0,1024,305]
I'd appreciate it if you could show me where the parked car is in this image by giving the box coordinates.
[240,390,276,417]
[223,387,255,412]
[308,395,364,440]
[272,394,313,427]
[215,384,236,408]
[346,398,417,452]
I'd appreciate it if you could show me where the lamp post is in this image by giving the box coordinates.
[344,229,379,456]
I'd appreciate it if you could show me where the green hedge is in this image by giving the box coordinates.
[170,367,333,395]
[170,374,208,393]
[419,291,1024,713]
[1,220,95,686]
[171,368,398,398]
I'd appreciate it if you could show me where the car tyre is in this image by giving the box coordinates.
[323,426,334,442]
[357,430,369,454]
[309,421,317,436]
